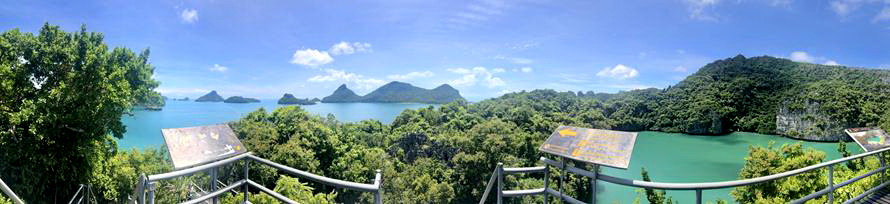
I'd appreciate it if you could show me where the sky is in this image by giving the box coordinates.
[3,0,890,101]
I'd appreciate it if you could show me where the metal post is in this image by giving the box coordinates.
[590,165,598,204]
[828,164,834,203]
[374,169,383,204]
[880,152,886,183]
[543,165,550,204]
[559,157,566,204]
[147,182,155,204]
[210,167,218,204]
[695,189,702,204]
[496,163,504,204]
[243,160,249,204]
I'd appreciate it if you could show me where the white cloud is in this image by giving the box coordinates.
[290,49,333,67]
[520,67,533,73]
[447,66,506,88]
[596,64,640,80]
[787,51,839,65]
[307,69,385,90]
[790,51,815,63]
[387,71,435,80]
[830,0,858,17]
[685,0,720,21]
[875,7,890,22]
[180,9,199,23]
[209,64,228,72]
[329,41,372,55]
[824,60,841,66]
[770,0,794,7]
[672,66,689,72]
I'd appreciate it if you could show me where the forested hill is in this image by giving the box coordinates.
[322,81,465,104]
[575,55,890,141]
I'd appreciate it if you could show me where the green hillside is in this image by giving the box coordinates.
[195,90,225,102]
[223,96,260,103]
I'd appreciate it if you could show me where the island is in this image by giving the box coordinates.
[321,81,464,104]
[223,96,261,103]
[278,93,317,105]
[195,90,225,102]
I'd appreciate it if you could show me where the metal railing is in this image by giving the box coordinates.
[0,177,24,204]
[479,147,890,204]
[133,152,384,204]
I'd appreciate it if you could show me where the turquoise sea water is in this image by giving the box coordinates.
[118,100,437,149]
[119,101,862,203]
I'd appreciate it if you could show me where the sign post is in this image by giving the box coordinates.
[539,126,639,204]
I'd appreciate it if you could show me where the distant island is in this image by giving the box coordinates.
[195,90,224,102]
[278,94,319,105]
[224,96,261,103]
[322,81,464,104]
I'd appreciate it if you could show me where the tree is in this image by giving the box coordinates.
[0,23,162,202]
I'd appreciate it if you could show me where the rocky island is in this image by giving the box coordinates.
[321,81,464,104]
[223,96,261,103]
[195,90,225,102]
[278,93,319,105]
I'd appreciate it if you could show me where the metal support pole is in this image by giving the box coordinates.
[243,160,249,204]
[496,163,504,204]
[147,182,156,204]
[374,169,383,204]
[881,152,886,183]
[696,189,702,204]
[828,164,834,203]
[590,165,598,204]
[559,157,566,204]
[210,167,218,204]
[544,165,550,204]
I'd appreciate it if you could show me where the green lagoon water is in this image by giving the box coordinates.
[119,101,862,203]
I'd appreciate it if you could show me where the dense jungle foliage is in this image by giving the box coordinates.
[4,24,890,203]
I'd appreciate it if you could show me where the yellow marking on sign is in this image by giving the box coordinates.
[559,129,578,137]
[572,149,581,157]
[235,145,241,151]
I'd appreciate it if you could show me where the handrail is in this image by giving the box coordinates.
[139,152,383,204]
[483,146,890,203]
[247,154,379,192]
[0,177,24,204]
[147,152,252,182]
[592,146,890,190]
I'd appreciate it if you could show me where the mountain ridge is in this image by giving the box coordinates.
[322,81,464,104]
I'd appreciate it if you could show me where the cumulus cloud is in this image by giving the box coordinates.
[290,49,333,67]
[209,64,228,72]
[329,41,372,55]
[596,64,640,80]
[521,67,533,73]
[790,51,816,63]
[307,69,385,90]
[824,60,841,66]
[787,51,839,65]
[447,66,506,88]
[685,0,720,21]
[387,71,435,80]
[180,9,199,23]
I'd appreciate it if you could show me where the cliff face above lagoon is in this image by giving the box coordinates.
[321,81,464,104]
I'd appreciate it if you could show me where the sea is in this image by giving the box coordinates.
[118,100,861,203]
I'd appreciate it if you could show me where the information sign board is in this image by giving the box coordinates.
[161,124,247,169]
[845,127,890,152]
[539,126,638,169]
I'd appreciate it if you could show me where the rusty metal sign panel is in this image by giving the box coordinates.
[845,127,890,152]
[539,126,638,169]
[161,124,247,169]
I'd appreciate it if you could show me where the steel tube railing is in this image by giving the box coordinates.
[147,153,252,182]
[482,147,890,203]
[247,180,297,204]
[0,177,23,204]
[247,154,379,192]
[140,152,383,204]
[181,180,246,204]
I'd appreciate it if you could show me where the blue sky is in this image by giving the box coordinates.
[3,0,890,101]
